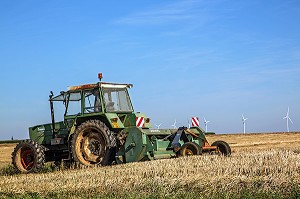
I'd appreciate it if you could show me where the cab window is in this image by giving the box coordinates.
[84,89,102,113]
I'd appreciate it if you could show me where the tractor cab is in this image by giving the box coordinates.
[49,74,151,133]
[51,82,134,116]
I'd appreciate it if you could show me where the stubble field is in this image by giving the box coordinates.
[0,132,300,198]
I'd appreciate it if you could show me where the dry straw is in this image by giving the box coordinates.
[0,132,300,198]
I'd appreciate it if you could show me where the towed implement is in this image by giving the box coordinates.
[12,74,231,173]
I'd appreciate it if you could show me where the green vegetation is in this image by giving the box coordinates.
[1,187,300,199]
[0,140,20,144]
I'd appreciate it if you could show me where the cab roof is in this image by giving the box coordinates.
[67,82,133,91]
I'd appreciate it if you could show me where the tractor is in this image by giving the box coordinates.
[12,73,231,173]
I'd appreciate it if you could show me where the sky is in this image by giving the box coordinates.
[0,0,299,140]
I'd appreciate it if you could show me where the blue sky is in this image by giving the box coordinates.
[0,0,299,140]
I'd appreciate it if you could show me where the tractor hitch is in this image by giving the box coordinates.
[169,127,189,152]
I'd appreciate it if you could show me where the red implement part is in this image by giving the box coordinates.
[21,149,34,170]
[202,141,217,151]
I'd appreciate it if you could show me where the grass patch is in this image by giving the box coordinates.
[1,185,300,199]
[0,163,58,176]
[0,140,21,144]
[0,165,16,176]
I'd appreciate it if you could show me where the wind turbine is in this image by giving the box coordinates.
[187,119,191,128]
[171,119,177,129]
[242,114,248,134]
[283,107,293,132]
[155,123,162,129]
[203,117,210,132]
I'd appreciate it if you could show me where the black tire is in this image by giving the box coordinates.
[71,120,116,166]
[211,140,231,156]
[11,139,45,173]
[179,142,202,156]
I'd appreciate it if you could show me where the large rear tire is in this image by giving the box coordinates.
[71,120,116,166]
[11,139,45,173]
[179,142,202,156]
[211,140,231,156]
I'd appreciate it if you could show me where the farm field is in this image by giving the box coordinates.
[0,143,16,169]
[0,132,300,198]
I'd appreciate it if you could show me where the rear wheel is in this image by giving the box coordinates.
[11,140,45,173]
[179,142,202,156]
[211,140,231,156]
[71,120,116,166]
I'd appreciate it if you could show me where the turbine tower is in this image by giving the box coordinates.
[283,107,293,132]
[171,119,177,129]
[242,114,248,134]
[155,123,162,129]
[187,119,191,128]
[203,117,210,132]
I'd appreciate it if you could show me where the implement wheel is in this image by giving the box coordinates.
[71,120,116,166]
[179,142,202,156]
[11,140,45,173]
[211,140,231,156]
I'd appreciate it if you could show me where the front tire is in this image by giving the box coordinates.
[71,120,116,166]
[11,140,45,173]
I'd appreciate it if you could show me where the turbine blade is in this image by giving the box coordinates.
[289,117,293,124]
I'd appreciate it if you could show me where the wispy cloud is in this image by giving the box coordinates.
[114,0,241,38]
[114,0,236,37]
[116,1,203,25]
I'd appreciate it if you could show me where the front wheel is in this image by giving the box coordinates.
[71,120,116,166]
[11,140,45,173]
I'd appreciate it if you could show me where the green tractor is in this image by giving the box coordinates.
[12,74,231,173]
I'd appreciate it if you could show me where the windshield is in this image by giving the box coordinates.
[102,87,133,112]
[66,92,81,115]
